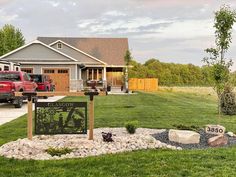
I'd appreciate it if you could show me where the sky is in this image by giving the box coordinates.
[1,0,236,70]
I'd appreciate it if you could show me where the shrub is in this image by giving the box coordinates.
[46,147,73,157]
[125,121,139,134]
[102,132,114,142]
[220,86,236,115]
[173,124,200,132]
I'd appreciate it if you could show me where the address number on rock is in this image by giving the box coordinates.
[205,125,225,135]
[206,127,223,133]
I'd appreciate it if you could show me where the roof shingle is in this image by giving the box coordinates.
[37,37,128,65]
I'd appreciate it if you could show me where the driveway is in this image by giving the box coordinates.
[0,96,65,126]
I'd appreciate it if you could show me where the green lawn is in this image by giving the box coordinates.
[1,91,236,177]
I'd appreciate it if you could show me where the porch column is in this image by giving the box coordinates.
[103,66,107,88]
[78,68,82,80]
[103,67,106,81]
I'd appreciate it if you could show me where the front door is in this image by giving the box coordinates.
[106,68,123,86]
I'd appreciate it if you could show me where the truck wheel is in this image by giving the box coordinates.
[14,97,23,108]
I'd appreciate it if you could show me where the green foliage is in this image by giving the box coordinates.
[0,24,25,56]
[46,147,73,157]
[173,124,200,132]
[129,59,215,86]
[125,120,138,134]
[203,5,236,115]
[220,85,236,115]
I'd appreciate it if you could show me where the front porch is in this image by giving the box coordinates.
[76,65,124,90]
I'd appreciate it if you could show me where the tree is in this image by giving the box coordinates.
[0,24,25,56]
[203,5,236,117]
[124,50,132,92]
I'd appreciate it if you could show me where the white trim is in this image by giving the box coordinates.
[18,61,106,65]
[49,40,107,65]
[0,40,78,62]
[75,64,78,80]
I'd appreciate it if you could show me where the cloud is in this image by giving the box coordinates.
[0,9,18,23]
[103,10,126,17]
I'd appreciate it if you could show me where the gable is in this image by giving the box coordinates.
[51,42,102,64]
[1,43,76,62]
[38,37,128,65]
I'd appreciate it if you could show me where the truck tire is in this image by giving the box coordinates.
[14,97,23,108]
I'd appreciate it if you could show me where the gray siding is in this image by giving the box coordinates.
[3,43,74,62]
[21,64,76,80]
[51,42,102,64]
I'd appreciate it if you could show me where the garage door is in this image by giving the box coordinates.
[43,68,70,91]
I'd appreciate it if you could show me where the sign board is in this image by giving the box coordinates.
[205,124,225,135]
[35,102,87,134]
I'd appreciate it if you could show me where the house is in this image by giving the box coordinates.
[0,37,129,91]
[0,60,20,71]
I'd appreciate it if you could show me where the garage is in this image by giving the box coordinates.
[42,68,70,91]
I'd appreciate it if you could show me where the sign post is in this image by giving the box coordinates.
[22,92,37,140]
[16,91,104,141]
[84,91,99,140]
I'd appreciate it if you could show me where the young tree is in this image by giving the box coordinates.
[124,50,132,92]
[203,5,236,116]
[0,24,25,56]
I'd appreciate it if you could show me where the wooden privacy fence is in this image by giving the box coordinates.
[129,78,158,91]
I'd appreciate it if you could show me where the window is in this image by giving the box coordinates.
[21,68,33,73]
[44,69,55,73]
[57,43,62,49]
[4,65,9,71]
[16,67,19,71]
[87,68,103,80]
[58,69,68,73]
[23,73,30,81]
[0,67,2,71]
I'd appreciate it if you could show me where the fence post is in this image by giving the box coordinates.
[89,98,94,140]
[27,99,33,140]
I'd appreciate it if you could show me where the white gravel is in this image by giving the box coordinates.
[0,128,181,160]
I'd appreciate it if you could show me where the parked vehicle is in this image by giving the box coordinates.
[29,74,54,92]
[0,71,37,108]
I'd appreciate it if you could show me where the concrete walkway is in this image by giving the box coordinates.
[0,96,65,126]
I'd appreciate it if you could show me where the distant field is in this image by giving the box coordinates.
[159,86,216,96]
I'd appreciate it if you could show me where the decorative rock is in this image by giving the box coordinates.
[205,125,225,135]
[226,132,234,137]
[0,128,178,160]
[207,135,228,147]
[168,129,200,144]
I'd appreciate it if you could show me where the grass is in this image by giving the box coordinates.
[1,91,236,176]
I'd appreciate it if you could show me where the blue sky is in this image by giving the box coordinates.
[1,0,236,70]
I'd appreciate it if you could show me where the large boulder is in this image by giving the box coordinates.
[168,129,200,144]
[208,135,228,147]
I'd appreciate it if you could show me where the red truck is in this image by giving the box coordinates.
[0,71,37,108]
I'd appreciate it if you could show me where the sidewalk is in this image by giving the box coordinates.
[0,96,65,126]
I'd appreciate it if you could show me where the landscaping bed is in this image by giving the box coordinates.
[0,128,181,160]
[154,129,236,149]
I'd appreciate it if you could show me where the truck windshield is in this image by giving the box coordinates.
[0,73,21,81]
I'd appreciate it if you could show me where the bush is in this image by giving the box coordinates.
[221,86,236,115]
[102,132,114,142]
[46,147,73,157]
[125,121,139,134]
[173,124,200,132]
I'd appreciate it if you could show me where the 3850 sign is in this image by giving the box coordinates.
[205,125,225,135]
